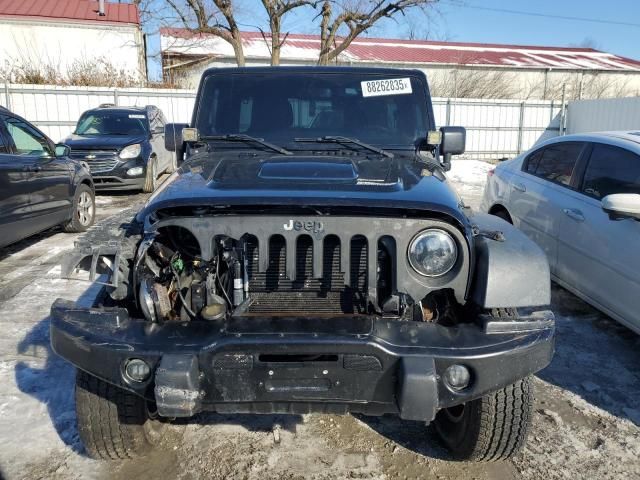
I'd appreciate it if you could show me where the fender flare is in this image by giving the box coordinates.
[469,212,550,308]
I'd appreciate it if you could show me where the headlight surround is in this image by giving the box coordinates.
[408,229,458,277]
[119,143,142,159]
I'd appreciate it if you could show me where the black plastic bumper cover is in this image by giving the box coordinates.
[50,299,554,422]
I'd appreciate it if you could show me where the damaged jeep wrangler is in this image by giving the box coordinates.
[51,67,554,461]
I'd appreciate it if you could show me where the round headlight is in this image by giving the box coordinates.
[408,229,458,277]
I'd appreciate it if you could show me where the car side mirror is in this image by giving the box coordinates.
[164,123,189,152]
[55,144,70,157]
[601,193,640,221]
[439,126,466,172]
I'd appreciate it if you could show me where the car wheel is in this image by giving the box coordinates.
[143,157,158,193]
[63,184,95,233]
[434,375,534,461]
[75,370,182,459]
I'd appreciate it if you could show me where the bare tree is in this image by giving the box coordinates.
[259,1,317,65]
[428,68,519,99]
[401,5,448,41]
[317,0,438,65]
[162,0,247,66]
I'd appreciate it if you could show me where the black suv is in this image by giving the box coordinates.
[52,67,555,462]
[0,106,94,248]
[62,105,174,192]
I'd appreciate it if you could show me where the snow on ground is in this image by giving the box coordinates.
[447,159,494,210]
[0,169,638,480]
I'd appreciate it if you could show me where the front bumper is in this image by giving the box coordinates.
[91,159,146,190]
[50,299,554,422]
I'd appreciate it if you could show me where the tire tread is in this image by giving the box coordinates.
[472,377,533,461]
[435,376,534,461]
[75,370,153,460]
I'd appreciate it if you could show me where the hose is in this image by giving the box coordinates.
[170,253,196,318]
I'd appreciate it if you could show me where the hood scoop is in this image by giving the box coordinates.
[258,157,358,183]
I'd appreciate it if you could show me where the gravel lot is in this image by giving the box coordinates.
[0,162,638,480]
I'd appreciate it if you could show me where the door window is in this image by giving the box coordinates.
[581,144,640,199]
[4,117,52,157]
[530,142,583,187]
[149,109,164,134]
[524,150,543,174]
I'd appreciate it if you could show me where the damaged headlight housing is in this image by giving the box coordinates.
[119,143,142,159]
[408,229,457,277]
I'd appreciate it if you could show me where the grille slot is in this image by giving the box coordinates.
[246,235,370,315]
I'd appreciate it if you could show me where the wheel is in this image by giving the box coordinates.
[434,376,534,461]
[75,370,180,459]
[143,157,158,193]
[491,208,512,224]
[63,184,95,233]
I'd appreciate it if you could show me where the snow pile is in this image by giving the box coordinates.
[446,159,494,210]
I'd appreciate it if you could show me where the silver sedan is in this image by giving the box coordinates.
[481,132,640,333]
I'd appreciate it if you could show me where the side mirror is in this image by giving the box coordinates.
[164,123,189,152]
[602,193,640,221]
[439,126,466,171]
[55,144,70,157]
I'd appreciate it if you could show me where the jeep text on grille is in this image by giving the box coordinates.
[51,67,555,462]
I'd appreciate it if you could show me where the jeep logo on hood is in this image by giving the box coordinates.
[283,220,324,234]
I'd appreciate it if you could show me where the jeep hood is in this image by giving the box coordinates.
[138,153,468,226]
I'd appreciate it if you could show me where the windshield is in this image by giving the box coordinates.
[195,72,430,148]
[75,111,149,136]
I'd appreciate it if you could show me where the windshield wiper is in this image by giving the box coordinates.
[201,134,292,155]
[294,136,394,158]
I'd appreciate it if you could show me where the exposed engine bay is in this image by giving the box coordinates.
[135,227,253,323]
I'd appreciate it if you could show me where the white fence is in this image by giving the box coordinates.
[567,97,640,134]
[1,83,566,159]
[0,84,196,141]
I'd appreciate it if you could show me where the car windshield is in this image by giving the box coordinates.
[75,111,148,136]
[195,72,430,148]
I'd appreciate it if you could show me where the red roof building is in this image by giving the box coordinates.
[0,0,139,25]
[161,28,640,72]
[161,28,640,98]
[0,1,145,82]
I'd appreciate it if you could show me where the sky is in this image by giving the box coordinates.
[142,0,640,80]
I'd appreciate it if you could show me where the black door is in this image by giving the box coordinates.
[1,115,71,246]
[0,117,39,247]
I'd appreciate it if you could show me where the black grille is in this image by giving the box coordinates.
[69,149,119,174]
[246,235,369,314]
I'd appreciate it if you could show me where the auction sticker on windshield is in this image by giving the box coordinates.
[361,78,412,97]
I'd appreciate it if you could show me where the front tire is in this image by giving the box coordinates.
[143,157,158,193]
[434,376,534,461]
[75,370,178,459]
[63,184,95,233]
